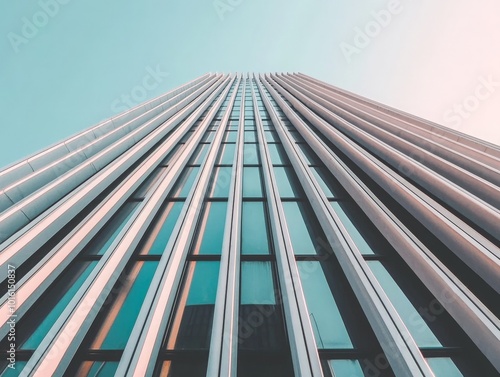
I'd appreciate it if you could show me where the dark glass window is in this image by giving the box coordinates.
[75,361,119,376]
[426,358,463,377]
[164,261,220,350]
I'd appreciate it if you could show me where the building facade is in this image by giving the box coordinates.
[0,73,499,377]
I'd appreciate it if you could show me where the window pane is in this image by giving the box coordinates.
[426,358,463,377]
[208,166,233,198]
[264,130,279,143]
[189,143,210,165]
[171,167,199,198]
[218,143,236,165]
[325,359,364,377]
[268,143,287,165]
[273,167,298,198]
[243,167,263,198]
[298,261,352,349]
[282,202,316,254]
[241,202,270,255]
[244,130,257,143]
[240,262,275,305]
[192,201,228,255]
[21,262,98,349]
[368,261,441,347]
[165,262,220,350]
[140,202,184,255]
[90,261,159,350]
[330,202,375,255]
[243,144,260,165]
[224,131,237,143]
[158,359,208,377]
[311,167,341,199]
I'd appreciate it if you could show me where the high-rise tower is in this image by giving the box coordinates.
[1,73,499,377]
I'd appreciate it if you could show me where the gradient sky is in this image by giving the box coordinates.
[1,0,499,168]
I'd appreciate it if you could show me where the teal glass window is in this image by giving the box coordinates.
[192,201,228,255]
[241,202,270,255]
[224,131,237,143]
[208,167,233,198]
[426,358,463,377]
[282,202,317,254]
[165,262,220,350]
[311,167,341,198]
[242,167,263,198]
[171,167,199,198]
[140,202,184,255]
[323,360,364,377]
[218,143,236,165]
[20,261,98,349]
[330,202,375,255]
[244,131,257,143]
[368,261,441,347]
[264,131,279,143]
[273,167,298,198]
[268,143,287,165]
[189,143,210,165]
[243,144,260,165]
[201,131,215,143]
[298,261,352,349]
[89,261,159,350]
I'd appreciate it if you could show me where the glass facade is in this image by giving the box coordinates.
[0,73,497,377]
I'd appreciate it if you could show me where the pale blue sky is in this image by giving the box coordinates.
[1,0,499,168]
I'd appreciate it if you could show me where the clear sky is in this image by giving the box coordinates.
[1,0,499,168]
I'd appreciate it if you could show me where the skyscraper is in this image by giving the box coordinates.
[0,73,498,377]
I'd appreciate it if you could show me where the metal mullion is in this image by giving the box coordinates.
[263,76,500,373]
[264,74,500,295]
[22,75,232,377]
[116,75,239,377]
[278,74,500,209]
[0,74,223,274]
[207,76,245,377]
[261,74,435,377]
[0,76,226,343]
[295,73,500,160]
[287,74,500,185]
[253,75,323,377]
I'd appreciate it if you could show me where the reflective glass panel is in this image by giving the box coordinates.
[90,262,159,350]
[165,262,220,350]
[171,167,199,198]
[426,358,463,377]
[192,202,228,255]
[242,167,263,198]
[208,167,233,198]
[282,202,317,254]
[368,261,441,347]
[298,261,352,349]
[267,143,287,165]
[273,167,298,198]
[241,202,270,255]
[243,144,260,165]
[218,143,236,165]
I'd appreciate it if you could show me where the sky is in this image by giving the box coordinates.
[1,0,499,168]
